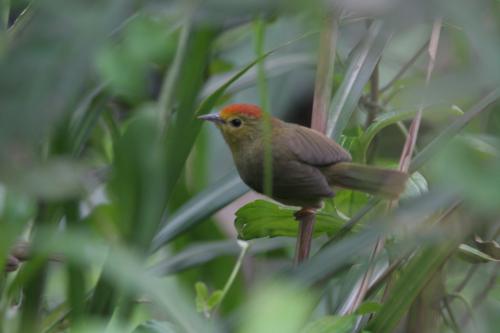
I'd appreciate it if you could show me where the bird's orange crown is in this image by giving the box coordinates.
[220,104,262,120]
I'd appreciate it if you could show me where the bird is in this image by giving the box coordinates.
[199,103,408,215]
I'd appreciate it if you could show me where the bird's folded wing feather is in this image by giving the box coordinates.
[287,125,352,166]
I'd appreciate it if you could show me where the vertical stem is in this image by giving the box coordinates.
[366,61,379,126]
[254,18,273,197]
[311,14,338,133]
[213,241,250,314]
[294,14,339,266]
[294,210,316,265]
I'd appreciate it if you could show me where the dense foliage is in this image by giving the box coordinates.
[1,1,500,332]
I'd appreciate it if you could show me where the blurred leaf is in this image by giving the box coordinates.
[296,191,457,285]
[474,235,500,260]
[333,190,369,219]
[360,107,463,161]
[108,109,167,247]
[133,320,178,333]
[400,172,428,200]
[409,88,500,174]
[430,136,500,212]
[152,172,247,252]
[235,200,347,240]
[327,20,392,141]
[3,159,92,201]
[90,109,168,315]
[458,244,500,263]
[0,189,36,230]
[27,227,216,333]
[97,14,177,103]
[355,301,382,315]
[207,290,223,309]
[0,0,132,166]
[301,315,356,333]
[369,241,461,333]
[150,238,290,276]
[239,281,315,333]
[195,282,209,313]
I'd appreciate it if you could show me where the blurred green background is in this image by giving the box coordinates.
[1,0,500,332]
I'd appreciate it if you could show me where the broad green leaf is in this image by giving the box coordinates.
[457,244,499,263]
[301,315,356,333]
[235,200,348,240]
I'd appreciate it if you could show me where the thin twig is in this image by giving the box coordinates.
[398,18,442,172]
[442,297,463,333]
[460,265,499,327]
[213,241,250,315]
[379,40,430,94]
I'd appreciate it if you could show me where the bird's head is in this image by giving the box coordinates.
[199,103,265,151]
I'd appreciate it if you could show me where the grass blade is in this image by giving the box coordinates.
[327,20,392,140]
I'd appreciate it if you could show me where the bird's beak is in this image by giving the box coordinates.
[198,113,225,124]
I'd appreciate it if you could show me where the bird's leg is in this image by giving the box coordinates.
[294,207,317,265]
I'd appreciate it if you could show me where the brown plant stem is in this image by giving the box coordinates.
[294,13,338,265]
[294,209,317,265]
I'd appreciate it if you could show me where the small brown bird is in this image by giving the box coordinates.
[199,103,407,212]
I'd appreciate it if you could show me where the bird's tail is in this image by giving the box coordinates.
[325,162,408,199]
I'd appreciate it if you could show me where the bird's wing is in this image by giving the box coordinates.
[271,160,334,207]
[287,125,352,166]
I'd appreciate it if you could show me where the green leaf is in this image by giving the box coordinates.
[474,235,500,260]
[368,241,460,333]
[150,238,291,276]
[152,172,247,251]
[301,315,356,333]
[360,107,463,161]
[457,244,500,263]
[355,301,382,315]
[195,282,209,313]
[333,190,369,219]
[234,200,348,240]
[401,172,428,200]
[207,290,224,309]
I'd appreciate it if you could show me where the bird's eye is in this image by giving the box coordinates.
[230,118,242,128]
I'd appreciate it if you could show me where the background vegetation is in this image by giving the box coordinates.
[1,0,500,332]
